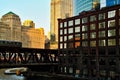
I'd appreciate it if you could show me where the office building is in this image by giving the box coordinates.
[1,12,22,42]
[0,12,45,49]
[0,21,11,40]
[74,0,100,15]
[50,0,73,49]
[106,0,120,7]
[22,26,45,49]
[58,5,120,80]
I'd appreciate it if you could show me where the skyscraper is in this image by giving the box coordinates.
[50,0,73,49]
[106,0,120,7]
[74,0,100,15]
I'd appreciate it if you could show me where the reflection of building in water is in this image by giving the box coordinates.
[58,5,120,80]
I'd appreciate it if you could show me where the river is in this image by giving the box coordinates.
[0,68,27,80]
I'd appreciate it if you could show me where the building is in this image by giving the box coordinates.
[58,5,120,80]
[22,26,45,49]
[106,0,120,7]
[0,21,11,40]
[50,0,73,49]
[23,20,35,28]
[74,0,100,15]
[0,12,45,49]
[1,12,22,42]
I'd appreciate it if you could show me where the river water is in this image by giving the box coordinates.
[0,68,26,80]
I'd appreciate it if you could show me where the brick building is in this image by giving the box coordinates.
[58,5,120,80]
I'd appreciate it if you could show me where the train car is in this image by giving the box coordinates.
[0,40,22,48]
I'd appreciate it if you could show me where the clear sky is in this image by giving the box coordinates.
[0,0,50,35]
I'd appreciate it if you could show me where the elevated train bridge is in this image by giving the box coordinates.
[0,46,58,72]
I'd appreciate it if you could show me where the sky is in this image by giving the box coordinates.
[0,0,50,35]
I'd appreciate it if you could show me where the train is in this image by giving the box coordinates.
[0,40,22,47]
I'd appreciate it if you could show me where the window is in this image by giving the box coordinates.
[68,42,74,48]
[68,20,73,26]
[75,41,80,48]
[82,25,88,31]
[60,36,63,42]
[119,9,120,16]
[64,22,67,27]
[75,19,80,25]
[99,31,105,38]
[90,41,96,47]
[90,15,96,22]
[108,39,116,46]
[75,27,80,33]
[75,34,80,38]
[108,20,115,28]
[99,22,105,29]
[64,43,67,49]
[82,17,88,24]
[60,30,63,35]
[60,43,63,49]
[90,24,96,30]
[90,32,96,38]
[68,28,73,34]
[99,13,105,20]
[99,40,106,46]
[108,29,116,37]
[108,10,116,18]
[64,36,67,41]
[82,33,88,39]
[82,41,88,47]
[69,67,73,73]
[68,35,73,40]
[64,29,67,34]
[60,23,63,28]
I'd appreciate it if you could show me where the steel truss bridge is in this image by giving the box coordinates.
[0,47,58,68]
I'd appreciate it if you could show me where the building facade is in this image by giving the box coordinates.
[50,0,73,49]
[58,5,120,80]
[1,12,22,42]
[0,21,11,40]
[74,0,100,15]
[106,0,120,7]
[22,26,45,49]
[0,12,45,49]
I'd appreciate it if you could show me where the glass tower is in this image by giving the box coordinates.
[74,0,100,15]
[106,0,120,7]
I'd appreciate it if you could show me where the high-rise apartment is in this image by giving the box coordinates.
[106,0,120,7]
[74,0,100,15]
[50,0,73,49]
